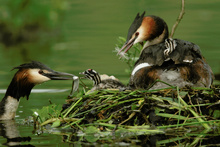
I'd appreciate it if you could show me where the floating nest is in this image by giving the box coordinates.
[32,85,220,146]
[58,85,220,128]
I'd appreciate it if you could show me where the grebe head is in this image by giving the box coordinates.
[117,12,169,57]
[0,61,76,120]
[80,69,101,85]
[6,61,74,99]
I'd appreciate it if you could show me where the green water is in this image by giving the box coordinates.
[0,0,219,146]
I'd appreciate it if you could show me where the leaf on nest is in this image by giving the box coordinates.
[31,104,62,122]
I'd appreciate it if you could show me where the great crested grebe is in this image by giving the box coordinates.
[117,12,214,90]
[80,69,125,91]
[0,61,77,120]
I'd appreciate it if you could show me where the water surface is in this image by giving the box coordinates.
[0,0,219,146]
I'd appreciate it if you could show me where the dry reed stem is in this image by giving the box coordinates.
[170,0,185,38]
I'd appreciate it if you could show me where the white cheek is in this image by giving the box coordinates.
[28,69,50,84]
[134,27,145,44]
[134,37,141,44]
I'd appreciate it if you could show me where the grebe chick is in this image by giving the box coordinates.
[80,69,125,91]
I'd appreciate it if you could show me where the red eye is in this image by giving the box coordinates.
[38,70,43,74]
[135,32,139,36]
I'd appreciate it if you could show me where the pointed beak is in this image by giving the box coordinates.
[79,71,85,75]
[46,71,75,80]
[79,71,89,79]
[117,37,136,58]
[45,70,79,97]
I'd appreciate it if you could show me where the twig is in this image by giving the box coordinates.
[188,94,198,113]
[147,79,175,90]
[170,0,185,38]
[196,98,202,115]
[176,87,211,130]
[40,118,79,126]
[63,97,83,118]
[119,100,145,125]
[158,120,220,129]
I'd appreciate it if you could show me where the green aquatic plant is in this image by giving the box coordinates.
[33,85,220,127]
[32,103,63,123]
[31,84,220,146]
[114,37,142,74]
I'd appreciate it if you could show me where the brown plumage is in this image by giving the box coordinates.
[0,61,76,120]
[118,12,214,90]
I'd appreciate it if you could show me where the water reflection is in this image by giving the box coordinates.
[60,130,220,146]
[0,120,33,146]
[0,119,219,147]
[0,89,68,94]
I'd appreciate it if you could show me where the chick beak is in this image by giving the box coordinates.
[79,71,89,79]
[79,71,85,75]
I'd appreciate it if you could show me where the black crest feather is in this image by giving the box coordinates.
[12,61,52,71]
[126,11,145,42]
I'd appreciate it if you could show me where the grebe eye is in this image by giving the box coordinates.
[135,32,139,36]
[38,70,44,74]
